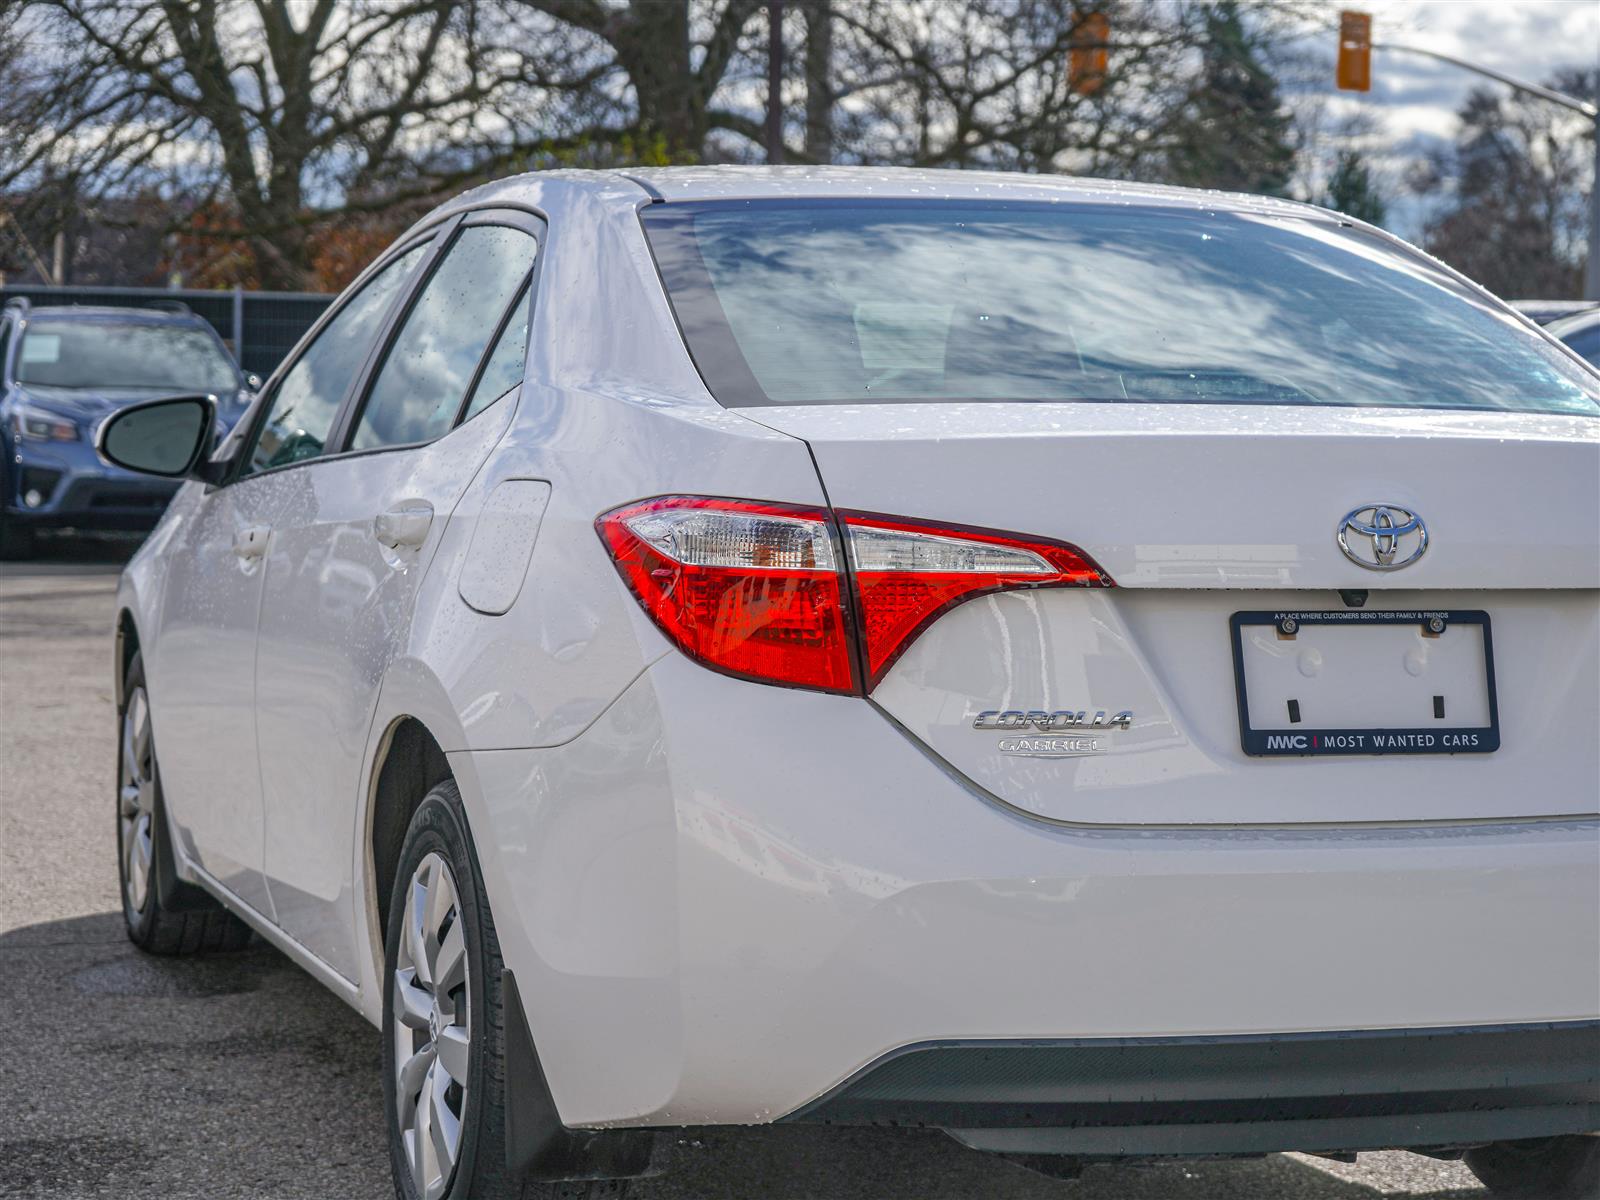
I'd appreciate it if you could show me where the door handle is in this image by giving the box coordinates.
[374,502,434,549]
[232,524,270,559]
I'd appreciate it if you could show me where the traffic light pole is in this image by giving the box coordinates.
[1374,41,1600,300]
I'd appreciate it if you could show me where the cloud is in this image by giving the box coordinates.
[1348,0,1596,113]
[1292,0,1595,238]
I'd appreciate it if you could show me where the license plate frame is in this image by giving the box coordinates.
[1230,609,1500,757]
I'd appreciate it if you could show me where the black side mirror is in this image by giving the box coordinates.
[97,395,217,479]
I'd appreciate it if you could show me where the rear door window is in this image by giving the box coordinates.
[350,225,537,451]
[242,241,429,476]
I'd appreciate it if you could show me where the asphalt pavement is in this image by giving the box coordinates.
[0,536,1491,1199]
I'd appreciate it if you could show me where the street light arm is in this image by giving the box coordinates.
[1357,35,1598,300]
[1374,42,1598,118]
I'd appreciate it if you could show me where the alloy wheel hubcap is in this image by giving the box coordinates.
[393,852,470,1200]
[118,686,155,914]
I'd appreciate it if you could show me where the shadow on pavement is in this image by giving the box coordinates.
[0,916,1488,1200]
[0,912,388,1199]
[0,532,140,577]
[640,1125,1488,1200]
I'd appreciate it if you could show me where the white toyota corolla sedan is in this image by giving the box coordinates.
[100,167,1599,1200]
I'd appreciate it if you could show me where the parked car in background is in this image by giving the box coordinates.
[98,168,1598,1200]
[1514,298,1599,326]
[1547,307,1600,370]
[0,300,254,558]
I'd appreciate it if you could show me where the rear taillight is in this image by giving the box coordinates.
[597,497,857,693]
[597,497,1111,695]
[841,511,1110,687]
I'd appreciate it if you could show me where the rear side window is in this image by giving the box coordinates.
[243,240,428,476]
[642,201,1600,417]
[462,280,531,422]
[351,225,537,451]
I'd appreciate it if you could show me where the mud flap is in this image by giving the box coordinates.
[502,969,662,1181]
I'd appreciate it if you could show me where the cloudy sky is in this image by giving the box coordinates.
[1288,0,1597,235]
[1325,0,1596,141]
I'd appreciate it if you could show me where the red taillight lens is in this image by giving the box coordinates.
[596,497,858,693]
[841,512,1111,687]
[597,497,1111,695]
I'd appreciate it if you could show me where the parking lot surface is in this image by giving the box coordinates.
[0,540,1491,1198]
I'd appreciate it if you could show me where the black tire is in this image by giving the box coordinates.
[1465,1136,1600,1200]
[382,781,626,1200]
[118,651,253,954]
[0,512,36,560]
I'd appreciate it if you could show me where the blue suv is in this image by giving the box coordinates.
[0,300,254,558]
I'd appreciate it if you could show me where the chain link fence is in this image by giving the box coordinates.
[0,284,333,379]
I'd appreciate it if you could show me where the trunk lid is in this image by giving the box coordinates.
[748,402,1600,825]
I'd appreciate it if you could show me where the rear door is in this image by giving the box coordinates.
[149,240,431,912]
[253,212,539,978]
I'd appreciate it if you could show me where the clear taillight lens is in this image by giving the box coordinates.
[596,497,857,693]
[597,497,1111,695]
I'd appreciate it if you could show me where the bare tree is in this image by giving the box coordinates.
[802,0,834,162]
[820,1,1210,176]
[1413,69,1597,299]
[501,0,768,159]
[1162,1,1295,197]
[2,0,1341,292]
[1,1,541,289]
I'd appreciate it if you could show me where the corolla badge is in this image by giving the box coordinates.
[1337,504,1428,571]
[973,710,1133,759]
[973,710,1133,730]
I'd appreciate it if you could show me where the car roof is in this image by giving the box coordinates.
[13,304,205,326]
[402,167,1360,291]
[1548,308,1600,335]
[616,165,1322,216]
[440,164,1339,225]
[1514,300,1599,325]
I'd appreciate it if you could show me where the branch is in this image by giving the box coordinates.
[697,0,764,94]
[706,108,817,163]
[513,0,610,38]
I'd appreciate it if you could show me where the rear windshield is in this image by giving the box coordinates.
[17,318,239,393]
[642,200,1600,417]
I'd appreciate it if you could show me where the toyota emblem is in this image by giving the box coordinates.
[1337,505,1428,571]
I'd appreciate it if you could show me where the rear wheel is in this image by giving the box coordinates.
[1465,1136,1600,1200]
[118,651,252,954]
[382,781,625,1200]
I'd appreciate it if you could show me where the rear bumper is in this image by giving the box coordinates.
[786,1023,1600,1156]
[453,652,1600,1131]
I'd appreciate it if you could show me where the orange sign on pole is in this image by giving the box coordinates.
[1070,12,1110,97]
[1337,10,1373,92]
